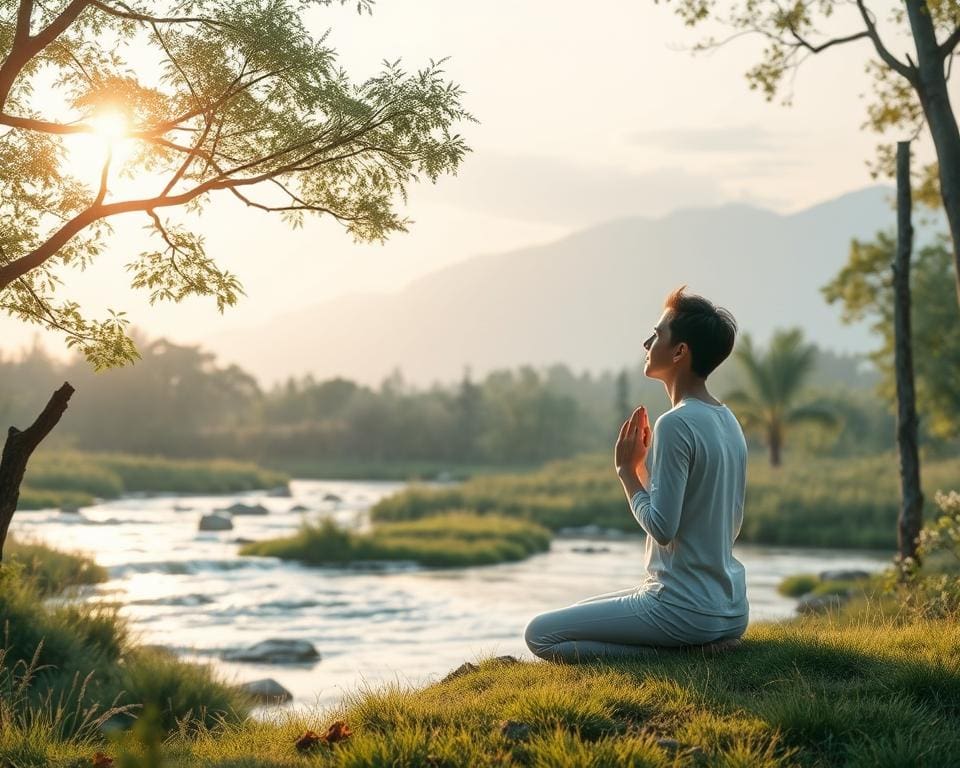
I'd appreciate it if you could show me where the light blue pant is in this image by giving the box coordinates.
[524,587,748,663]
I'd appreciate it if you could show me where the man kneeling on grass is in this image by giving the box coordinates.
[525,286,749,662]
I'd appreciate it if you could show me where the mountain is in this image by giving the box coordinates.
[206,185,933,386]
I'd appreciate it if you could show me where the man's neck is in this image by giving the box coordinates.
[663,375,718,409]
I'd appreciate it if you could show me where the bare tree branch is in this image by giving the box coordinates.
[787,26,870,54]
[941,26,960,59]
[855,0,917,82]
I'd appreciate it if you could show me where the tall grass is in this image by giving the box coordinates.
[241,513,552,567]
[5,538,107,597]
[16,451,289,510]
[0,569,249,742]
[372,452,960,549]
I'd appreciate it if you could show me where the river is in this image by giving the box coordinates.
[10,479,891,710]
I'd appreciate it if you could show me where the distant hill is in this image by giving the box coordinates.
[206,185,936,385]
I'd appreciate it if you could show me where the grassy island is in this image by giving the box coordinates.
[240,513,552,568]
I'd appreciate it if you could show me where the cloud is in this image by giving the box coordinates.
[629,124,788,154]
[416,152,724,226]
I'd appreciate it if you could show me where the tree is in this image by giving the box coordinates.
[822,233,960,440]
[891,141,924,563]
[723,329,838,466]
[658,0,960,308]
[0,0,472,367]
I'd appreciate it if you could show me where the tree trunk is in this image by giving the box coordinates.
[893,142,924,565]
[905,0,960,310]
[0,382,75,561]
[768,423,782,467]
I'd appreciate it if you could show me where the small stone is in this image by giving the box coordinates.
[441,661,478,683]
[60,505,81,515]
[571,545,612,554]
[173,504,193,512]
[493,655,520,665]
[818,569,870,582]
[199,513,233,531]
[322,492,343,503]
[223,638,320,664]
[499,720,531,742]
[267,485,292,497]
[239,678,293,704]
[290,504,310,512]
[222,502,269,516]
[796,592,849,614]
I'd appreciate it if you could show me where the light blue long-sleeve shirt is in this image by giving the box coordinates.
[630,397,748,617]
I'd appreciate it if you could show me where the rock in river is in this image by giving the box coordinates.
[238,678,293,704]
[224,638,320,664]
[817,569,870,582]
[222,502,269,516]
[199,513,233,531]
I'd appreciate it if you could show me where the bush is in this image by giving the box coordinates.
[888,489,960,619]
[778,574,818,597]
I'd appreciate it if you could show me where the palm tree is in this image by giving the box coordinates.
[724,329,838,467]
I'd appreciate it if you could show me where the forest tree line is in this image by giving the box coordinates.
[0,331,908,469]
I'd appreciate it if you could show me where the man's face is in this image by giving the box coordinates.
[642,309,677,380]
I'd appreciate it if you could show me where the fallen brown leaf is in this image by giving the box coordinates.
[91,753,113,768]
[295,730,323,752]
[322,720,353,744]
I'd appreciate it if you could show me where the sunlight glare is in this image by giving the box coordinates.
[89,109,130,143]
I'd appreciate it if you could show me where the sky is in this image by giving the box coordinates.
[0,0,951,366]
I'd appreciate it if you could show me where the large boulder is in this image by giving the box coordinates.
[238,678,293,704]
[222,502,269,516]
[223,638,320,664]
[199,513,233,531]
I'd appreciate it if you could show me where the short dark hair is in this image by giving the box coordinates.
[663,285,737,378]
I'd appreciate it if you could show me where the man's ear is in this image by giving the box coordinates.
[672,342,687,363]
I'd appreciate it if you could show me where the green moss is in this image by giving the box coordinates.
[241,513,552,567]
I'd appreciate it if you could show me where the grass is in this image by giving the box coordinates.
[240,513,552,568]
[371,451,960,550]
[4,537,107,597]
[16,451,289,510]
[4,601,960,766]
[0,567,249,743]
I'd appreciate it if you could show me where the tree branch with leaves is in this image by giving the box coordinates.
[0,0,474,368]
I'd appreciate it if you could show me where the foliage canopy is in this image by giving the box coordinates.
[0,0,472,368]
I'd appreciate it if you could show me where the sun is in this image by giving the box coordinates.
[89,109,130,143]
[63,107,137,188]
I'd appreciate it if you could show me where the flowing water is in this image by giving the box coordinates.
[11,479,891,711]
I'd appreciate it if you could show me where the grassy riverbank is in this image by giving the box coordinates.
[17,451,289,510]
[371,451,960,550]
[240,513,551,568]
[4,602,959,766]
